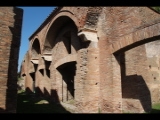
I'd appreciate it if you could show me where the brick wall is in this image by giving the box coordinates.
[21,7,160,113]
[0,7,23,113]
[145,40,160,104]
[120,44,151,113]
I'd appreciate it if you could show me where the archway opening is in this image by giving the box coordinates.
[28,64,38,93]
[57,61,76,102]
[45,61,51,79]
[113,36,160,113]
[31,39,41,59]
[44,16,73,49]
[36,69,44,97]
[44,16,84,54]
[29,72,35,93]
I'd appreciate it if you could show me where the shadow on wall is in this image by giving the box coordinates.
[17,87,70,113]
[113,35,160,113]
[121,74,151,112]
[56,61,76,99]
[114,51,151,112]
[4,7,23,113]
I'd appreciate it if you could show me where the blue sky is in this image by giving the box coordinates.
[17,7,56,72]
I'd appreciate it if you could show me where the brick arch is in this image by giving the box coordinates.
[43,11,79,54]
[107,22,160,113]
[54,54,77,69]
[30,38,41,59]
[30,36,42,52]
[110,22,160,54]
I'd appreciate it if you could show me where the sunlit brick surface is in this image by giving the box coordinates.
[21,7,160,113]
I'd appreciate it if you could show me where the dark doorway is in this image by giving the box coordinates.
[29,64,38,93]
[45,61,51,79]
[57,61,76,101]
[29,72,35,93]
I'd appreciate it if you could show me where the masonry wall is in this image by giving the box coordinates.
[35,56,52,98]
[21,7,160,113]
[119,44,151,113]
[96,7,160,113]
[0,7,23,113]
[24,52,34,93]
[145,40,160,104]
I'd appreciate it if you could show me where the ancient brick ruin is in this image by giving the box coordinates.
[20,7,160,113]
[0,7,23,113]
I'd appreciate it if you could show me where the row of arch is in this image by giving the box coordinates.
[23,11,92,106]
[30,16,91,60]
[21,7,160,113]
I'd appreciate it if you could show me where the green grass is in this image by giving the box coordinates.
[17,90,160,113]
[149,103,160,113]
[123,103,160,114]
[152,103,160,109]
[17,91,71,113]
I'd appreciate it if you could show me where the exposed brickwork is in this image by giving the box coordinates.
[0,7,23,113]
[119,44,151,113]
[21,7,160,113]
[145,40,160,104]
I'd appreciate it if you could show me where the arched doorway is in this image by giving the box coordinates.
[31,38,41,59]
[43,16,83,104]
[57,61,77,102]
[30,38,41,94]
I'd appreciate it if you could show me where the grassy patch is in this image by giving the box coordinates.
[17,91,71,113]
[149,103,160,113]
[152,103,160,109]
[122,103,160,114]
[17,90,160,113]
